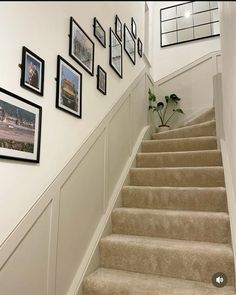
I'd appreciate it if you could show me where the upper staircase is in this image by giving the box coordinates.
[83,108,236,294]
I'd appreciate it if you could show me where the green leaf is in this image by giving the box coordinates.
[174,108,184,114]
[156,102,164,111]
[148,105,153,110]
[165,96,169,103]
[170,94,181,103]
[148,89,156,102]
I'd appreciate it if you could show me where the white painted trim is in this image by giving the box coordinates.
[143,53,151,68]
[220,139,236,286]
[67,125,150,295]
[156,50,221,86]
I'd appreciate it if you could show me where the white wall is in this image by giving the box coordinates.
[0,1,150,247]
[219,2,236,272]
[152,1,221,81]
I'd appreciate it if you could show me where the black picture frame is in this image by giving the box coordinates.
[109,28,123,78]
[56,55,82,118]
[69,17,95,76]
[131,17,137,39]
[124,24,136,65]
[138,38,143,58]
[93,17,106,48]
[115,15,122,42]
[20,46,45,96]
[0,87,42,163]
[97,65,107,95]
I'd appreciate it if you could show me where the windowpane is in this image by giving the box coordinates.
[194,24,211,38]
[177,15,193,30]
[162,32,177,46]
[161,7,176,21]
[178,28,194,42]
[177,3,192,17]
[162,19,177,33]
[194,11,211,26]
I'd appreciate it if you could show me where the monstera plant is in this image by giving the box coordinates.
[148,89,184,129]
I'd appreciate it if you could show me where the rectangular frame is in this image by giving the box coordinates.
[93,17,106,48]
[0,87,42,163]
[131,17,137,39]
[97,65,107,95]
[69,17,95,76]
[115,15,122,42]
[124,24,136,65]
[20,46,45,96]
[56,55,82,118]
[109,28,123,78]
[160,1,220,48]
[138,38,143,58]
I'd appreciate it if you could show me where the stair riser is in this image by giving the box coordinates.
[142,138,217,153]
[152,122,216,140]
[112,210,230,243]
[185,108,215,127]
[100,240,234,285]
[136,152,222,168]
[122,188,228,212]
[130,168,225,187]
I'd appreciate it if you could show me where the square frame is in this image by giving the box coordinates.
[131,17,137,39]
[138,38,143,57]
[109,28,123,78]
[93,17,106,48]
[20,46,45,96]
[56,55,82,118]
[97,65,107,95]
[124,24,136,65]
[69,17,95,76]
[0,87,42,163]
[115,15,122,42]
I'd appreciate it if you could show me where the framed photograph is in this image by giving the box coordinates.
[131,17,137,39]
[20,46,45,96]
[69,17,95,76]
[97,65,107,95]
[109,28,123,78]
[124,24,136,65]
[115,15,122,42]
[93,17,106,48]
[138,38,143,58]
[0,87,42,163]
[56,55,82,118]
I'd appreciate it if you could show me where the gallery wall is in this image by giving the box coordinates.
[152,1,221,81]
[0,2,149,246]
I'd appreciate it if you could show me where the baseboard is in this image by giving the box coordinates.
[220,139,236,286]
[66,125,151,295]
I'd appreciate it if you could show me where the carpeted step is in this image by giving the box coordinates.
[122,186,228,212]
[112,208,230,243]
[100,234,234,285]
[185,108,215,127]
[136,150,222,168]
[152,120,216,140]
[130,167,225,187]
[83,268,236,295]
[142,136,217,153]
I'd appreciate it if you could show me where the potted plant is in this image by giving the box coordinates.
[148,89,184,132]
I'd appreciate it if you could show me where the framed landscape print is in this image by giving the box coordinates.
[138,38,143,57]
[56,55,82,118]
[69,17,95,76]
[93,17,106,48]
[0,87,42,163]
[20,46,45,96]
[115,15,122,41]
[131,17,137,39]
[124,24,136,65]
[97,65,107,95]
[109,28,123,78]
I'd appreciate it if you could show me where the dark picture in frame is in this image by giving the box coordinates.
[124,24,136,65]
[109,28,123,78]
[115,14,122,41]
[69,17,95,76]
[56,55,82,118]
[93,17,106,48]
[0,87,42,163]
[138,38,143,57]
[97,65,107,95]
[131,17,137,39]
[20,46,44,96]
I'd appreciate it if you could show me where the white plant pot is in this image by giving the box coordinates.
[157,125,170,133]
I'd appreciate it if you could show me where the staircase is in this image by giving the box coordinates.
[83,109,236,294]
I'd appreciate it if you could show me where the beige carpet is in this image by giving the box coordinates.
[83,108,236,294]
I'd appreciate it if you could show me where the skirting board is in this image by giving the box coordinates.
[66,125,151,295]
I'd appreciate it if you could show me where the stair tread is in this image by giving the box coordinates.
[143,136,217,143]
[84,267,236,295]
[137,149,221,155]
